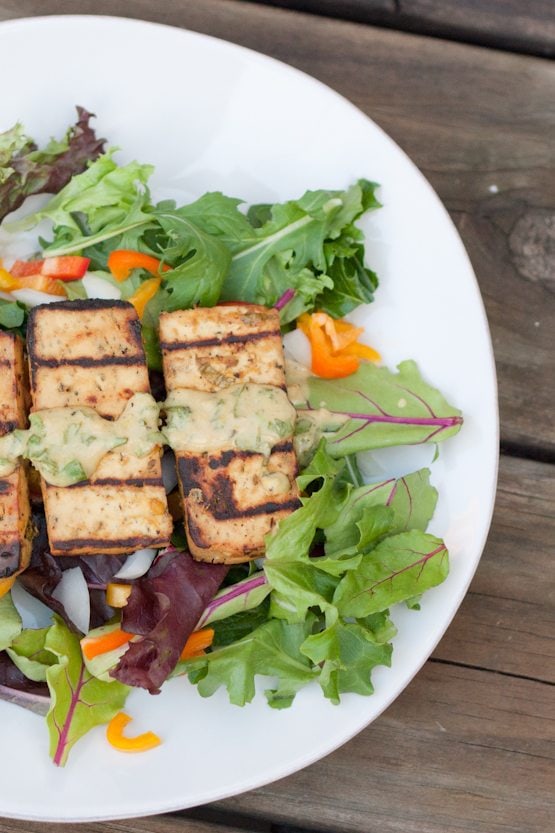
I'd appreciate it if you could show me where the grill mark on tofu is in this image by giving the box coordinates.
[30,355,145,369]
[27,301,172,556]
[64,477,164,489]
[178,453,300,521]
[160,328,279,352]
[52,535,169,553]
[160,304,299,563]
[0,333,32,578]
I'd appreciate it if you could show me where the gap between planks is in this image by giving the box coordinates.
[240,0,555,59]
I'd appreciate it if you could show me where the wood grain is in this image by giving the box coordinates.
[433,455,555,682]
[216,663,554,833]
[1,0,552,455]
[243,0,555,58]
[0,819,255,833]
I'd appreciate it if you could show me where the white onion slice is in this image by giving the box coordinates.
[82,272,122,300]
[114,548,157,581]
[11,288,62,307]
[283,328,311,368]
[51,567,90,634]
[11,581,54,630]
[161,450,178,494]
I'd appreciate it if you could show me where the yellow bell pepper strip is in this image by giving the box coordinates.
[179,627,215,660]
[106,583,132,608]
[0,268,20,291]
[340,340,381,362]
[128,276,161,320]
[81,627,133,661]
[106,712,161,753]
[107,250,171,282]
[0,576,16,600]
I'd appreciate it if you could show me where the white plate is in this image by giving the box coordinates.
[0,15,498,822]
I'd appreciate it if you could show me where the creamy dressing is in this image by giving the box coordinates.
[0,393,162,487]
[164,383,296,456]
[285,358,311,407]
[293,408,349,466]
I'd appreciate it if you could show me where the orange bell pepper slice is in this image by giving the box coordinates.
[81,627,133,661]
[297,311,380,378]
[106,712,161,753]
[308,318,360,379]
[128,276,161,320]
[0,269,66,296]
[180,627,215,660]
[17,274,67,296]
[107,250,171,282]
[82,625,215,662]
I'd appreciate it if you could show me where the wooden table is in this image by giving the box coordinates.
[1,2,553,832]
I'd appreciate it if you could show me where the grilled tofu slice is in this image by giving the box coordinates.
[27,300,172,556]
[160,304,300,564]
[0,333,32,584]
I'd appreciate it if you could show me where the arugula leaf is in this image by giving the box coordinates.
[45,617,129,766]
[0,107,105,223]
[185,618,318,708]
[333,531,449,617]
[0,593,22,651]
[149,205,231,310]
[307,360,463,456]
[219,180,379,315]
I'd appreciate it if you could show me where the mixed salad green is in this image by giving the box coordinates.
[0,109,462,766]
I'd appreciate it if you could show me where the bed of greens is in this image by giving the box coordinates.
[0,108,463,766]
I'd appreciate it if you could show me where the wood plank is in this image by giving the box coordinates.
[244,1,555,58]
[217,663,555,833]
[0,816,254,833]
[433,455,555,682]
[1,0,552,454]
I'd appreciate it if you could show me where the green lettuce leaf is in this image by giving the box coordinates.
[301,619,392,702]
[185,618,318,708]
[333,530,449,618]
[324,468,438,555]
[0,107,105,224]
[45,617,129,766]
[7,627,56,682]
[307,360,463,456]
[0,593,22,651]
[11,151,155,257]
[264,476,347,623]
